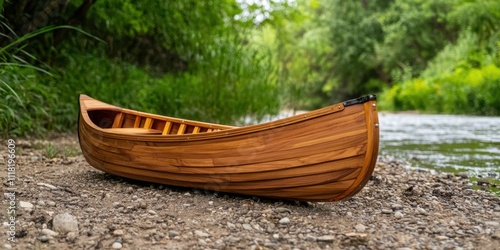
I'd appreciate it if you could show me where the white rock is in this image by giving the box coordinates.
[111,242,122,249]
[416,207,427,215]
[37,183,58,190]
[279,217,290,224]
[194,230,210,238]
[317,235,335,242]
[148,210,157,215]
[242,224,253,230]
[355,223,366,232]
[19,201,34,210]
[113,229,124,236]
[53,213,79,233]
[41,228,59,236]
[436,235,448,241]
[395,211,404,219]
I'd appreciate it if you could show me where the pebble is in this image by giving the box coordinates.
[41,228,59,236]
[194,230,209,238]
[382,209,392,214]
[275,207,292,213]
[305,234,317,241]
[168,230,180,238]
[53,213,79,233]
[355,223,366,232]
[436,235,448,241]
[37,182,58,189]
[148,210,157,215]
[40,235,49,243]
[416,207,427,215]
[279,217,291,224]
[111,242,123,249]
[227,222,236,229]
[113,229,124,236]
[317,235,335,242]
[391,204,403,210]
[225,236,240,243]
[3,244,12,249]
[47,201,56,207]
[84,207,95,213]
[242,224,253,230]
[19,201,34,210]
[395,211,404,219]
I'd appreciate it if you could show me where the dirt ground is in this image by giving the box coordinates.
[1,134,499,249]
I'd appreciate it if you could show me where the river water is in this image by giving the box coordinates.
[379,113,500,179]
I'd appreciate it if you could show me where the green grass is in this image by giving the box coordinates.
[44,144,59,158]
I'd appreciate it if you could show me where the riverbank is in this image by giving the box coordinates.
[1,134,499,249]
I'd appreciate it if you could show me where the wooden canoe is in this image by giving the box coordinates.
[78,94,379,201]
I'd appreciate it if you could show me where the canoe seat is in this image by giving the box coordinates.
[105,128,163,135]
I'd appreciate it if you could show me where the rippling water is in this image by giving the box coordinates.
[379,113,500,178]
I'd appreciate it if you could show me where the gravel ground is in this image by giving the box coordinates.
[1,134,499,250]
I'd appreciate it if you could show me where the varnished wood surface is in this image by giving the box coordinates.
[78,94,379,201]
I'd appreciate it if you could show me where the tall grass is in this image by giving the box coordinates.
[48,32,279,129]
[0,25,101,138]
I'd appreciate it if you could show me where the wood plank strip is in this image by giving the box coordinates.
[112,113,124,128]
[162,122,172,135]
[133,116,141,128]
[193,127,200,134]
[177,124,186,135]
[144,118,153,129]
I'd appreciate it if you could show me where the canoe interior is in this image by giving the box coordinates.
[87,107,234,136]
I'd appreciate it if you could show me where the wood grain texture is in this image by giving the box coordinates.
[78,94,379,201]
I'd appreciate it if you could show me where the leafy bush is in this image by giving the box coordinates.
[380,64,500,116]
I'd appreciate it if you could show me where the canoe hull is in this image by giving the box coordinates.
[78,95,379,201]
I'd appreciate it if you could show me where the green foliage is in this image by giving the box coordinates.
[380,63,500,115]
[0,0,282,137]
[380,12,500,116]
